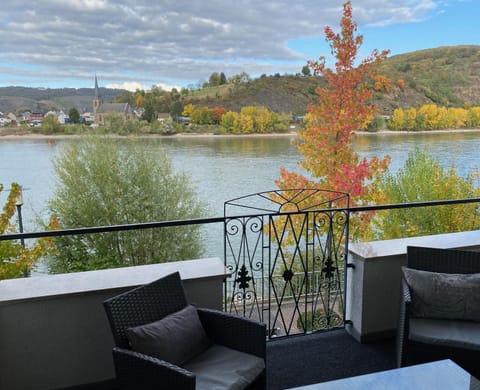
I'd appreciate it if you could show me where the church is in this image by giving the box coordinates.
[93,75,135,126]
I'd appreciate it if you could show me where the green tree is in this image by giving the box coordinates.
[375,148,480,240]
[113,90,135,106]
[219,72,227,85]
[301,65,311,76]
[42,114,62,133]
[209,72,221,87]
[141,94,157,122]
[46,137,206,273]
[170,101,184,120]
[68,108,80,124]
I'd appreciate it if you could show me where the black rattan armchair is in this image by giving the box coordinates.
[103,272,266,390]
[397,246,480,377]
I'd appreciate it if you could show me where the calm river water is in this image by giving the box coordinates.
[1,131,480,264]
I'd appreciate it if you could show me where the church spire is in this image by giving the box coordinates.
[93,74,102,115]
[94,73,100,101]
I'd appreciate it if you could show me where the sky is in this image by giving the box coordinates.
[0,0,479,92]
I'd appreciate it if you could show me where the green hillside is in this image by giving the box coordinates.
[0,87,125,113]
[186,75,326,115]
[187,45,480,115]
[1,45,479,116]
[377,45,480,112]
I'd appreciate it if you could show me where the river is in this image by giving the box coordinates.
[1,131,480,264]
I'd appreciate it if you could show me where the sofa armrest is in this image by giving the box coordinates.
[112,347,195,390]
[396,277,412,367]
[197,308,266,359]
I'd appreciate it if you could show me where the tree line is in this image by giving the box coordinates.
[182,104,291,133]
[386,104,480,131]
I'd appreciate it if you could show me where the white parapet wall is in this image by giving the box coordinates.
[0,258,228,390]
[345,230,480,342]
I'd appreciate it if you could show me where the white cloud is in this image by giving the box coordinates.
[105,82,150,92]
[106,81,180,92]
[357,0,438,27]
[0,0,450,88]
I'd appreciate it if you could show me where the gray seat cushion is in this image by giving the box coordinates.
[409,318,480,351]
[184,344,265,390]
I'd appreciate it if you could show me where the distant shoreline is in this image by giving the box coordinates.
[354,128,480,135]
[2,128,480,141]
[0,130,298,140]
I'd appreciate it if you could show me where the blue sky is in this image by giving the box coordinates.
[0,0,478,91]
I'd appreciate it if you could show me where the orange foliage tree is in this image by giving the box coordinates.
[374,75,392,93]
[276,1,390,239]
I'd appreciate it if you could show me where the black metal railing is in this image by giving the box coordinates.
[3,196,477,242]
[224,189,350,338]
[2,195,480,338]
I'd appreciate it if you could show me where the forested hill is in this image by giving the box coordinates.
[377,45,480,113]
[192,45,480,115]
[0,87,123,113]
[1,45,479,115]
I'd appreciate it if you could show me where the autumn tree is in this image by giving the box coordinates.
[134,91,144,107]
[276,1,390,239]
[0,183,57,280]
[182,103,196,117]
[374,74,392,93]
[210,106,226,124]
[387,105,478,131]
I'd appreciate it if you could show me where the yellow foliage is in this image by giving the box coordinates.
[467,107,480,127]
[134,94,144,108]
[418,104,439,129]
[182,103,196,117]
[388,108,405,130]
[1,183,59,280]
[450,108,466,128]
[403,108,416,130]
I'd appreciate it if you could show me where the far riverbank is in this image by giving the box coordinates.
[355,128,480,136]
[2,128,480,141]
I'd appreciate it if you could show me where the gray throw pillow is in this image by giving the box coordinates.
[402,267,480,322]
[126,304,211,366]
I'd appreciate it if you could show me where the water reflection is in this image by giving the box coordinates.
[2,132,480,266]
[352,131,480,174]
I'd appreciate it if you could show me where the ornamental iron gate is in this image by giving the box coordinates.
[224,189,349,339]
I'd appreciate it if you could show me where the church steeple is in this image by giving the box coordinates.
[94,73,99,100]
[93,74,102,114]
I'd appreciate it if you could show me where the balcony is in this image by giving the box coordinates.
[1,197,480,389]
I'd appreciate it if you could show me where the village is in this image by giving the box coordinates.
[0,76,142,129]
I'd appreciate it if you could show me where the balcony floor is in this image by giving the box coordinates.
[83,328,396,390]
[266,328,396,389]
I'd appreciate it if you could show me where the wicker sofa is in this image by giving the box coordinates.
[397,246,480,378]
[103,272,266,390]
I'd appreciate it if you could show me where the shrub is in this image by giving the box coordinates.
[46,136,207,273]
